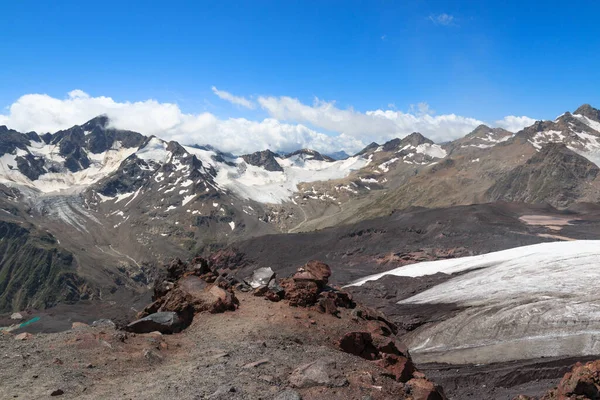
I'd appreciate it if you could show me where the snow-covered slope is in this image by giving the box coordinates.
[350,240,600,364]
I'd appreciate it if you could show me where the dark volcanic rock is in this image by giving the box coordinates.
[16,154,46,180]
[241,150,283,172]
[126,311,184,334]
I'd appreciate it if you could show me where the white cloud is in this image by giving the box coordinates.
[258,95,486,143]
[0,90,355,155]
[429,13,456,26]
[211,86,255,109]
[0,89,536,155]
[494,116,537,132]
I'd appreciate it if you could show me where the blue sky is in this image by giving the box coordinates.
[1,0,600,154]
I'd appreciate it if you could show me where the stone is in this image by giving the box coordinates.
[281,279,320,307]
[406,378,447,400]
[351,306,398,335]
[338,332,379,360]
[14,332,33,341]
[242,358,269,368]
[274,389,302,400]
[541,360,600,399]
[126,312,184,334]
[245,267,276,289]
[71,322,89,330]
[50,389,64,396]
[289,358,348,388]
[208,385,237,399]
[375,354,415,383]
[142,277,238,325]
[143,349,163,362]
[293,261,331,287]
[91,319,116,329]
[10,313,23,320]
[317,290,355,316]
[371,334,410,358]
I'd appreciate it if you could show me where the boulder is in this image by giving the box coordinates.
[289,358,348,388]
[126,312,184,334]
[371,334,410,358]
[375,354,414,383]
[541,360,600,399]
[71,322,89,330]
[245,267,275,289]
[406,378,447,400]
[281,278,320,307]
[14,332,33,341]
[92,319,116,329]
[292,261,331,287]
[166,258,187,280]
[317,290,355,316]
[143,277,238,323]
[351,306,398,335]
[338,331,379,360]
[10,312,23,320]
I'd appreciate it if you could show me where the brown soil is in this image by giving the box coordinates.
[0,293,421,400]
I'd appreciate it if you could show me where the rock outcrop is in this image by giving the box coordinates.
[516,360,600,400]
[135,257,240,330]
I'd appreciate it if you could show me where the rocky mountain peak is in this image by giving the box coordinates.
[286,149,334,162]
[401,132,433,147]
[355,142,380,156]
[81,114,110,131]
[241,149,283,172]
[574,104,600,122]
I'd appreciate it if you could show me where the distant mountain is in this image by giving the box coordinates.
[2,104,600,312]
[326,151,350,160]
[486,143,600,207]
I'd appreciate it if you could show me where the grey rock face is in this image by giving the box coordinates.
[245,267,276,289]
[241,150,283,172]
[126,312,184,334]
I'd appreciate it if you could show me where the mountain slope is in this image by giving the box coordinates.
[486,143,600,206]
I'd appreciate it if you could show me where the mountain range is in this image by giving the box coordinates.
[2,104,600,312]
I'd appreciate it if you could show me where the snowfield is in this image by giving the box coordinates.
[349,240,600,364]
[185,145,369,204]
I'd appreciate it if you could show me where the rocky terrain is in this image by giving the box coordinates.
[4,104,600,399]
[0,259,447,400]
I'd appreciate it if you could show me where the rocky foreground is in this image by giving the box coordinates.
[4,255,600,400]
[0,258,446,399]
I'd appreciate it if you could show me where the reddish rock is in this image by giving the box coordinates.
[406,377,447,400]
[375,353,415,383]
[338,331,379,360]
[351,306,398,335]
[292,260,331,287]
[281,278,320,307]
[539,360,600,400]
[366,320,394,337]
[372,334,410,358]
[141,276,238,326]
[317,290,355,316]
